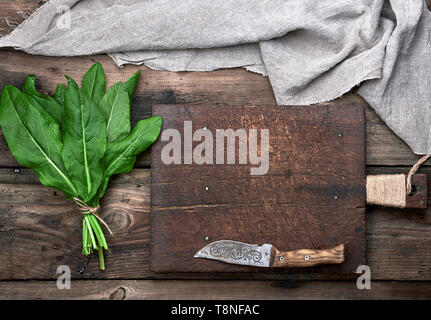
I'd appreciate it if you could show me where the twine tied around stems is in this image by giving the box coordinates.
[73,197,114,236]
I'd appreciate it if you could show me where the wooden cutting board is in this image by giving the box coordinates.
[151,104,366,273]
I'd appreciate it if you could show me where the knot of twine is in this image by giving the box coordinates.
[73,197,114,236]
[366,154,430,208]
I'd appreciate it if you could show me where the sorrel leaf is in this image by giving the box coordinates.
[123,69,141,102]
[0,63,162,270]
[96,116,162,200]
[81,62,106,105]
[99,82,131,143]
[0,86,77,197]
[61,76,106,204]
[54,84,66,105]
[22,75,63,124]
[104,116,162,173]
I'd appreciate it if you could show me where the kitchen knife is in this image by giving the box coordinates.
[194,240,344,268]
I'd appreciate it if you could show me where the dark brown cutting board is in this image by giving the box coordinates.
[151,104,366,273]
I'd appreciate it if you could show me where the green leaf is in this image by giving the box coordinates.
[81,62,106,105]
[22,75,63,124]
[22,75,44,98]
[54,84,66,105]
[0,64,161,271]
[96,116,162,200]
[123,69,141,102]
[0,85,77,197]
[99,82,131,143]
[61,76,107,204]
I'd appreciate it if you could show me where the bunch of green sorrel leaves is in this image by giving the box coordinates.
[0,63,162,270]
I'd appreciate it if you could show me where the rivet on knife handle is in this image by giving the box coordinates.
[271,244,345,268]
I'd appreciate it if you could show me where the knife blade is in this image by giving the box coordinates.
[194,240,345,268]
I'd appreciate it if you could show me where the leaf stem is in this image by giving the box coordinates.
[81,214,108,270]
[82,218,89,255]
[98,245,105,271]
[84,215,97,250]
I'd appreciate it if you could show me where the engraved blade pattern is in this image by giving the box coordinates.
[194,240,272,267]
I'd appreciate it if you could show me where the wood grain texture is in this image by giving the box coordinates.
[0,169,152,280]
[0,167,431,280]
[0,0,40,37]
[0,51,429,168]
[405,174,428,208]
[0,0,430,168]
[0,279,430,300]
[0,1,430,294]
[272,244,345,268]
[366,167,431,281]
[151,104,366,273]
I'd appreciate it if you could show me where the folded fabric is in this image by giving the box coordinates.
[1,0,430,154]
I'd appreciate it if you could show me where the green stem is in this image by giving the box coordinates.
[82,218,88,255]
[88,215,108,249]
[84,216,97,250]
[81,214,109,270]
[98,244,105,271]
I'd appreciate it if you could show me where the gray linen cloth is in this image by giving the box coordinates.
[1,0,430,154]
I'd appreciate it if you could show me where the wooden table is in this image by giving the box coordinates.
[0,0,430,300]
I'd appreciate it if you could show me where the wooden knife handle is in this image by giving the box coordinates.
[271,244,345,268]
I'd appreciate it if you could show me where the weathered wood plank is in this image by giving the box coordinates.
[0,52,427,168]
[0,169,152,280]
[151,104,366,273]
[0,279,430,300]
[0,0,430,283]
[404,174,428,208]
[0,167,431,280]
[0,0,430,169]
[366,167,431,281]
[0,1,40,37]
